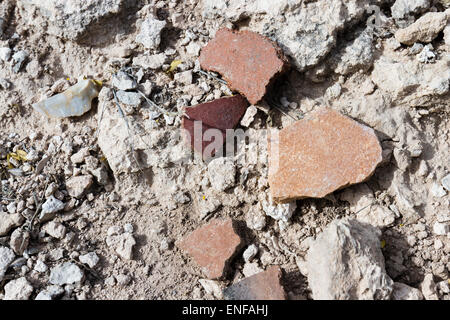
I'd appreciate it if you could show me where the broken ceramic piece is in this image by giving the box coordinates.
[268,108,382,203]
[181,95,248,159]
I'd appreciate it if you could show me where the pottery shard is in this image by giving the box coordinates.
[223,266,286,300]
[178,218,243,279]
[185,95,248,130]
[181,95,248,158]
[199,28,288,105]
[268,108,382,203]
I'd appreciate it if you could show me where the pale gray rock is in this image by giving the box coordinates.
[196,193,221,219]
[132,53,166,69]
[391,0,430,20]
[89,166,109,185]
[135,16,166,49]
[97,87,185,174]
[306,218,393,300]
[39,195,65,221]
[111,70,136,91]
[116,90,142,106]
[0,17,4,37]
[70,147,90,164]
[242,261,264,277]
[261,193,296,223]
[79,252,100,268]
[441,174,450,191]
[245,204,266,231]
[421,274,439,300]
[106,233,136,260]
[34,260,48,273]
[431,183,447,198]
[295,256,309,277]
[18,0,125,41]
[339,185,396,228]
[116,273,131,286]
[174,70,193,85]
[207,157,236,191]
[325,82,342,100]
[269,1,368,71]
[202,0,299,22]
[395,10,450,45]
[0,246,15,282]
[436,213,450,223]
[438,280,450,294]
[186,42,201,57]
[333,30,374,75]
[240,105,257,127]
[386,37,402,51]
[392,282,424,300]
[417,45,436,63]
[173,191,190,205]
[42,221,66,239]
[199,279,224,299]
[0,47,11,61]
[0,77,11,89]
[107,226,122,237]
[433,222,449,235]
[104,276,116,286]
[12,50,28,73]
[444,24,450,47]
[243,244,258,262]
[358,205,396,228]
[409,42,424,55]
[49,262,84,285]
[9,228,30,255]
[371,56,450,107]
[66,175,93,198]
[35,285,64,300]
[4,277,33,300]
[123,223,133,234]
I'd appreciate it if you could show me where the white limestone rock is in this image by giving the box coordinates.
[306,218,393,300]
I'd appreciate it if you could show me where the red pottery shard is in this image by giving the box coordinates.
[223,266,286,300]
[178,218,243,280]
[199,28,288,105]
[268,108,383,203]
[185,95,248,130]
[181,117,226,158]
[181,95,248,159]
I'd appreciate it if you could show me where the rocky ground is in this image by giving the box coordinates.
[0,0,449,300]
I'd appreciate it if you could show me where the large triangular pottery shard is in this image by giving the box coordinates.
[268,108,382,203]
[199,28,288,105]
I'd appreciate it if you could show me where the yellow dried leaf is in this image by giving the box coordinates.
[6,150,28,169]
[167,60,182,73]
[381,240,386,249]
[92,79,103,87]
[16,150,28,161]
[6,154,13,169]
